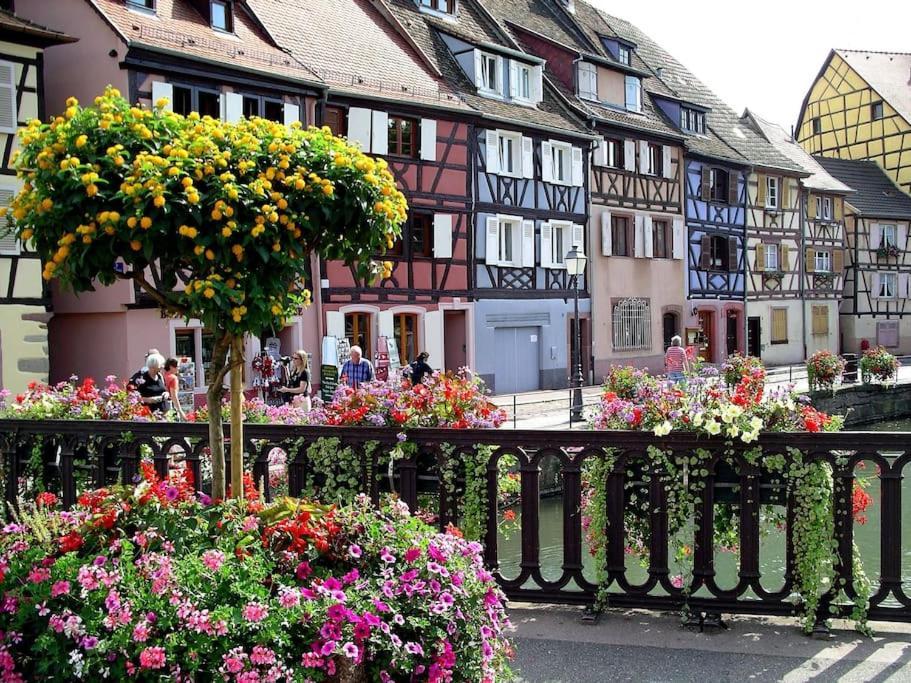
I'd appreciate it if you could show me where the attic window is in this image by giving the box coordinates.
[617,44,630,65]
[680,107,705,134]
[418,0,454,15]
[871,101,884,120]
[126,0,155,12]
[811,117,821,135]
[210,0,232,32]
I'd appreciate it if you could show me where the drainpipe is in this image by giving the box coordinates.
[799,186,808,361]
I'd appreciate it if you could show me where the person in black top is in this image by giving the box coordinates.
[129,352,168,413]
[405,351,433,386]
[278,349,312,410]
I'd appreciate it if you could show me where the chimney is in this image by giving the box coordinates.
[656,67,664,78]
[559,0,575,13]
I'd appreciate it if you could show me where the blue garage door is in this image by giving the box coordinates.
[494,326,540,394]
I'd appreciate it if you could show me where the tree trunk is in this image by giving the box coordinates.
[207,333,231,501]
[230,334,245,499]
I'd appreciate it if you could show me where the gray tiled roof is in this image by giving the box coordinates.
[835,50,911,126]
[815,157,911,219]
[590,4,803,172]
[382,0,591,136]
[743,111,852,193]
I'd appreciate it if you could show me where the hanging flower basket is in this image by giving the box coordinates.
[807,350,845,392]
[860,346,900,384]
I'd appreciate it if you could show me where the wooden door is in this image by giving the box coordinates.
[698,310,714,363]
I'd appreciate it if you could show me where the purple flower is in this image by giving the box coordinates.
[342,642,359,660]
[348,544,362,559]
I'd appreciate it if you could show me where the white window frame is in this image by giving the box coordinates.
[882,224,897,248]
[550,140,572,185]
[479,52,503,97]
[612,298,652,351]
[815,250,832,273]
[125,0,156,13]
[171,322,216,390]
[765,243,779,271]
[625,76,641,112]
[497,130,522,178]
[646,143,660,176]
[498,216,521,266]
[617,45,630,65]
[210,0,230,31]
[879,272,898,299]
[577,62,598,101]
[515,62,533,103]
[765,176,778,210]
[822,196,833,220]
[550,221,571,268]
[418,0,455,15]
[606,138,622,168]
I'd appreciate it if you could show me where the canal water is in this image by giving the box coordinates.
[497,419,911,599]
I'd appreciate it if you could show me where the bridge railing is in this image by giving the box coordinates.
[1,419,909,624]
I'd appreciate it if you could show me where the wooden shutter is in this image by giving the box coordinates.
[283,102,300,126]
[423,311,444,371]
[485,130,499,174]
[521,220,535,267]
[869,222,882,250]
[571,146,584,186]
[572,223,584,249]
[871,272,880,299]
[812,306,828,335]
[898,223,908,249]
[540,222,554,268]
[781,243,790,271]
[509,60,518,99]
[371,110,389,155]
[805,246,815,273]
[222,92,243,122]
[623,140,636,172]
[672,218,685,259]
[900,273,910,299]
[432,214,452,258]
[593,137,607,167]
[151,81,173,112]
[601,211,612,256]
[541,141,554,182]
[643,215,654,258]
[485,216,500,265]
[521,136,534,178]
[637,140,649,174]
[420,118,437,161]
[662,145,673,179]
[781,177,790,207]
[727,171,739,205]
[754,243,765,271]
[699,235,711,269]
[347,107,373,151]
[756,173,766,205]
[727,236,738,272]
[771,308,788,343]
[633,214,644,258]
[530,64,543,103]
[378,310,394,340]
[0,61,14,132]
[700,166,711,201]
[833,248,844,273]
[834,196,843,221]
[325,311,345,340]
[807,193,816,219]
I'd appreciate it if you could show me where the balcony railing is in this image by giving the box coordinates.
[2,419,909,625]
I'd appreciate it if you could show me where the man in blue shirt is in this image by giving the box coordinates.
[341,345,375,389]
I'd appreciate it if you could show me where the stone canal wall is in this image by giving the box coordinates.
[810,382,911,427]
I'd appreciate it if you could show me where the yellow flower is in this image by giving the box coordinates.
[140,216,153,230]
[193,245,205,256]
[271,304,282,315]
[205,249,215,260]
[155,97,170,109]
[75,135,88,148]
[130,240,142,251]
[40,198,53,211]
[203,287,215,299]
[86,184,98,197]
[153,195,165,208]
[65,96,78,108]
[127,216,138,229]
[221,226,232,238]
[181,177,194,188]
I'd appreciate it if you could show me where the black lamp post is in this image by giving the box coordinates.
[566,247,587,422]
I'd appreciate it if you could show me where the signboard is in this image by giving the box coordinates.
[320,364,339,401]
[387,337,401,371]
[319,336,350,401]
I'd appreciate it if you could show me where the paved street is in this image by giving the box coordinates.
[509,604,911,682]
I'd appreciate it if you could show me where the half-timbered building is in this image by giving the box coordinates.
[797,50,911,197]
[483,0,688,378]
[744,112,853,359]
[381,0,594,393]
[816,157,911,354]
[250,0,475,376]
[0,11,73,394]
[21,0,326,398]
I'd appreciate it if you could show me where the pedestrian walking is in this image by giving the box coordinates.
[278,349,312,410]
[665,335,689,385]
[129,352,168,412]
[340,345,375,389]
[404,351,433,385]
[163,357,187,420]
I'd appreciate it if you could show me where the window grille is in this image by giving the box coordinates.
[612,298,651,351]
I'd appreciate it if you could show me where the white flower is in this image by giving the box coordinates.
[705,420,721,435]
[692,412,704,427]
[653,420,673,437]
[727,425,740,438]
[749,416,763,431]
[741,430,758,444]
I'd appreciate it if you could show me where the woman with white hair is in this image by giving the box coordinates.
[129,352,169,413]
[664,335,689,385]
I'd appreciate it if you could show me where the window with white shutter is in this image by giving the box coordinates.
[624,76,641,112]
[347,107,373,151]
[521,220,535,267]
[0,185,18,255]
[432,214,453,259]
[548,140,572,184]
[0,61,16,133]
[577,62,598,100]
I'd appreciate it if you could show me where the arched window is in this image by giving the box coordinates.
[612,298,651,351]
[662,311,679,349]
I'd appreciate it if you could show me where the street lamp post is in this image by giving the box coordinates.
[565,247,587,422]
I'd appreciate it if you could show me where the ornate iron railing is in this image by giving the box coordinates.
[1,419,909,625]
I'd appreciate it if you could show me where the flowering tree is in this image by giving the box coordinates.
[7,87,407,499]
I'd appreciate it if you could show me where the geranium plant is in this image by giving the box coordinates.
[806,350,845,392]
[721,352,763,389]
[8,87,407,499]
[860,346,900,385]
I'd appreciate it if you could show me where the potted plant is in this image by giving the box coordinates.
[721,352,763,389]
[877,244,901,259]
[806,350,845,392]
[860,346,900,385]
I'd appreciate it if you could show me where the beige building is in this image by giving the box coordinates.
[0,11,73,394]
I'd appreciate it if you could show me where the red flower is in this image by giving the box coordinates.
[502,509,517,522]
[59,531,84,553]
[852,482,873,525]
[35,492,59,509]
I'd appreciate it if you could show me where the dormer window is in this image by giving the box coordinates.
[210,0,232,31]
[680,107,706,134]
[478,51,503,96]
[126,0,155,12]
[617,44,630,65]
[419,0,455,14]
[624,76,641,112]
